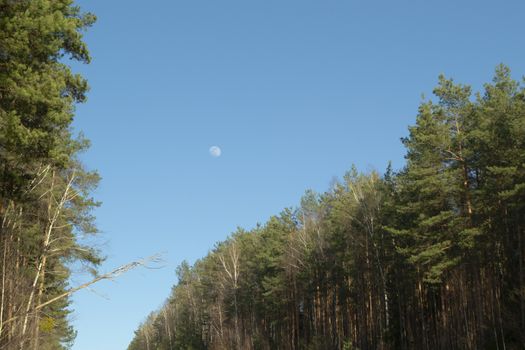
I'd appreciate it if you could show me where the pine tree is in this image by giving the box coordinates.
[0,1,100,348]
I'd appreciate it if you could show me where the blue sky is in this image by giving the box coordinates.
[69,1,525,349]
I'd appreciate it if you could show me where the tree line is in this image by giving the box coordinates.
[0,1,101,349]
[129,65,525,350]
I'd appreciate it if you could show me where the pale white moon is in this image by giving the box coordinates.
[209,146,222,157]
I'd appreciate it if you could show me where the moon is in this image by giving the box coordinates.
[209,146,222,157]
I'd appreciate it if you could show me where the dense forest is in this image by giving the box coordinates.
[0,1,101,349]
[1,1,524,350]
[129,66,525,350]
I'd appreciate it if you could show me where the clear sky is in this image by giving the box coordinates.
[68,1,525,349]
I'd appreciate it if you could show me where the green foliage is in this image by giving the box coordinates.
[128,65,525,350]
[0,1,100,348]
